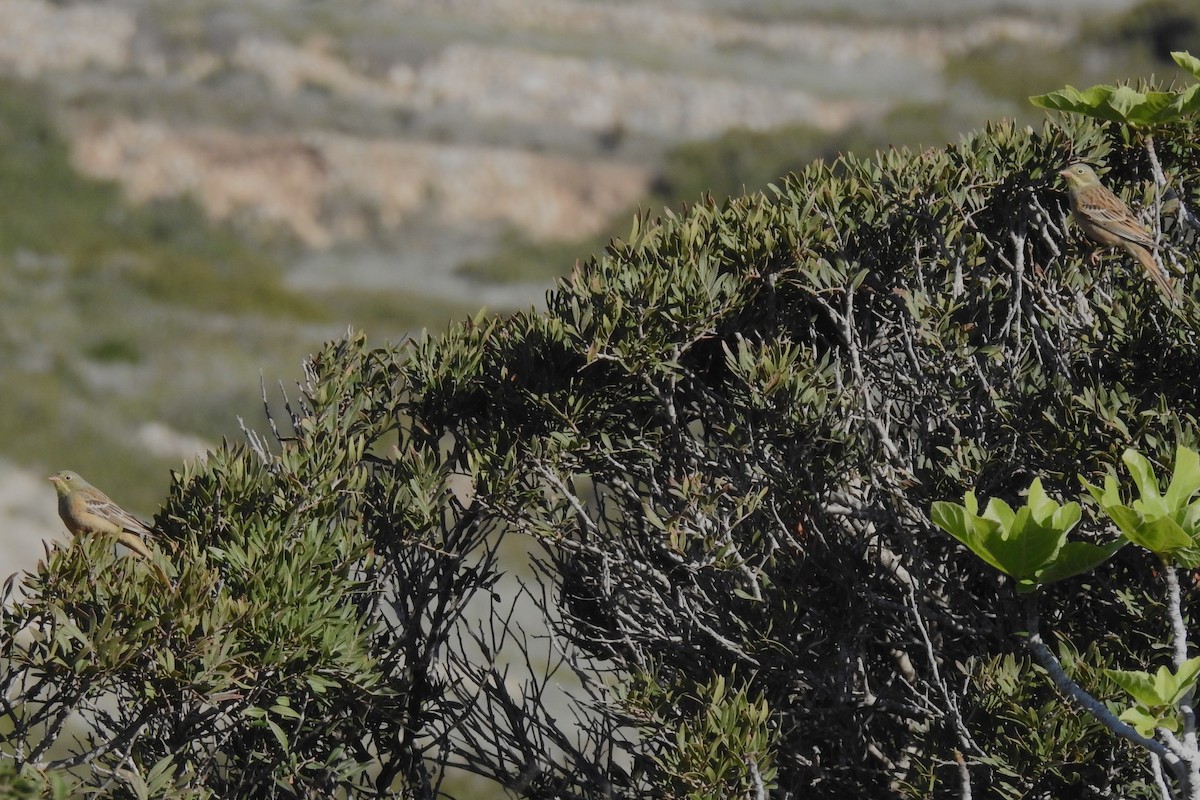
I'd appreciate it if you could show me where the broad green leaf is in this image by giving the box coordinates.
[1026,478,1056,518]
[1081,473,1121,508]
[1105,505,1191,552]
[1123,449,1165,512]
[1030,74,1196,126]
[926,496,1003,561]
[1106,658,1200,707]
[932,480,1082,586]
[1106,668,1163,707]
[1163,657,1200,705]
[1030,85,1131,124]
[1119,706,1166,738]
[1084,448,1200,561]
[1028,479,1083,531]
[1174,51,1200,81]
[1183,498,1200,532]
[1141,516,1194,553]
[1106,85,1149,119]
[1165,446,1200,508]
[1170,83,1200,118]
[1121,90,1179,126]
[985,496,1017,529]
[1035,538,1128,586]
[932,500,1001,573]
[932,500,1007,575]
[1172,546,1200,569]
[981,505,1068,584]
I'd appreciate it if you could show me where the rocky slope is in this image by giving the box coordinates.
[0,0,1078,247]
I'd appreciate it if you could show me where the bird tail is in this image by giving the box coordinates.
[1133,245,1178,302]
[118,531,170,584]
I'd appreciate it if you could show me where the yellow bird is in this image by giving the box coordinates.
[49,470,169,583]
[1059,162,1176,300]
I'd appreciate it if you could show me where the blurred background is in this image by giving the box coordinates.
[0,0,1195,572]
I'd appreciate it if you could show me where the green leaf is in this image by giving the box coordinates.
[1031,85,1130,124]
[1081,473,1121,508]
[144,755,177,796]
[1164,657,1200,705]
[1084,448,1200,560]
[1030,76,1197,126]
[1170,546,1200,569]
[270,702,301,720]
[1174,51,1200,81]
[1106,658,1200,707]
[982,503,1068,584]
[305,674,337,694]
[265,718,290,751]
[1118,706,1163,738]
[1105,505,1192,552]
[1034,538,1128,586]
[1123,449,1165,513]
[932,499,1008,576]
[643,503,668,531]
[932,480,1081,586]
[1106,668,1163,707]
[1107,85,1149,120]
[1169,83,1200,118]
[1164,446,1200,508]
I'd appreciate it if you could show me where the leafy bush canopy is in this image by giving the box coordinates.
[5,100,1200,798]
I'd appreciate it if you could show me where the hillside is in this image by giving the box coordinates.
[0,0,1173,574]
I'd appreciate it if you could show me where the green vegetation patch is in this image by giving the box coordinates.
[0,78,316,318]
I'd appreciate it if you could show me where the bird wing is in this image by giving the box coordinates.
[1079,191,1157,249]
[82,494,154,537]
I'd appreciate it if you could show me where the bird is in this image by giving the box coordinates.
[48,470,168,583]
[1059,162,1177,300]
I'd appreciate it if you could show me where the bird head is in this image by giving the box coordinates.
[48,470,88,496]
[1060,162,1101,190]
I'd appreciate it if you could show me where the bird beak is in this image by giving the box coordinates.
[1057,168,1070,178]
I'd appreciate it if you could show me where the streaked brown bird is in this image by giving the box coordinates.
[49,470,168,583]
[1059,162,1176,300]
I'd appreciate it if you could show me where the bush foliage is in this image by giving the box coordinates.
[5,107,1200,797]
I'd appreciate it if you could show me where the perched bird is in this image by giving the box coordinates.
[49,470,168,582]
[1059,162,1176,300]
